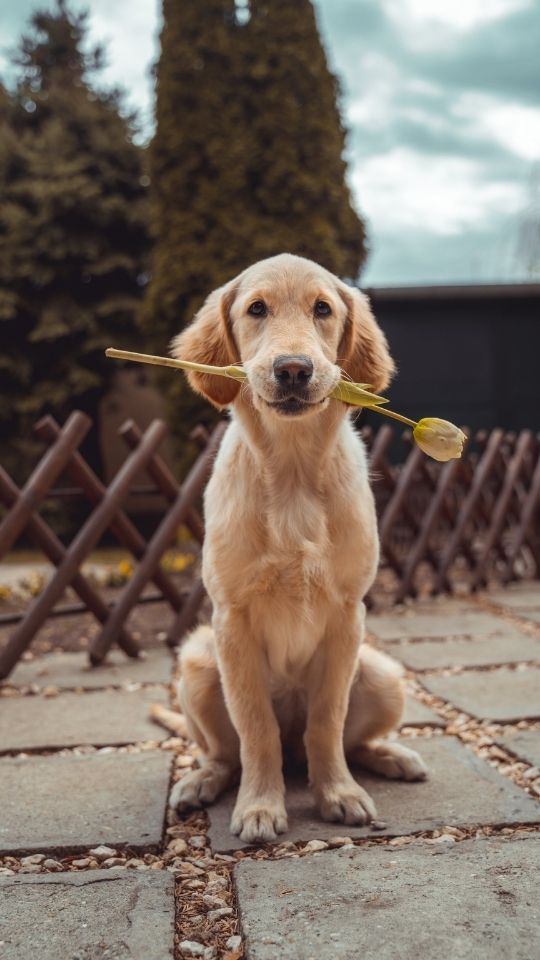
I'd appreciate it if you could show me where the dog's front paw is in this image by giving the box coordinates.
[230,797,288,843]
[170,762,234,813]
[316,779,376,825]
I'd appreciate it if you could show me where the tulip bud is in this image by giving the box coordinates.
[413,418,466,461]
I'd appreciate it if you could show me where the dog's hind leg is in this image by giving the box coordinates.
[344,645,428,782]
[169,626,240,813]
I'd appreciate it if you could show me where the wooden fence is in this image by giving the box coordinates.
[364,425,540,604]
[0,412,223,679]
[0,414,539,679]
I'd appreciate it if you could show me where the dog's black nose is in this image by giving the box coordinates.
[273,355,314,387]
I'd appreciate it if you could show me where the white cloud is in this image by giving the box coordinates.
[1,0,537,284]
[0,0,160,132]
[347,54,401,128]
[80,0,160,131]
[352,148,525,235]
[453,94,540,162]
[380,0,533,52]
[382,0,531,33]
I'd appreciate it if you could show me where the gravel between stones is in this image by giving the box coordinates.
[2,589,540,960]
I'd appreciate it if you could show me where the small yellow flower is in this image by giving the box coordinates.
[161,551,194,573]
[104,559,133,587]
[413,418,466,462]
[20,572,46,597]
[118,559,134,578]
[0,584,13,603]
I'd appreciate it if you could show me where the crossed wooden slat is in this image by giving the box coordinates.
[368,426,540,602]
[0,413,224,679]
[89,421,225,663]
[1,415,539,680]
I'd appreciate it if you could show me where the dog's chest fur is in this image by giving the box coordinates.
[203,419,378,682]
[249,490,337,679]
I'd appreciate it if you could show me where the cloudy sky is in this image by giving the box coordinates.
[1,0,539,286]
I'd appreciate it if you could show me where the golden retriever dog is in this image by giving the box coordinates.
[168,253,427,843]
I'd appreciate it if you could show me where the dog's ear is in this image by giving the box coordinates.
[171,281,240,408]
[337,283,395,393]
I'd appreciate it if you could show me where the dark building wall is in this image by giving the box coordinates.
[365,284,540,434]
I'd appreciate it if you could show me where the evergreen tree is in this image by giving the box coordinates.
[143,0,365,457]
[143,0,247,454]
[0,83,29,476]
[144,0,246,340]
[0,1,149,480]
[145,0,365,339]
[244,0,366,277]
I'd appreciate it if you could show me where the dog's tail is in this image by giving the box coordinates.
[149,703,188,737]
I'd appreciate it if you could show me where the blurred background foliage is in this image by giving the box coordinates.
[0,1,149,480]
[0,0,365,478]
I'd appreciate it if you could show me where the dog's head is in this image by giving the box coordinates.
[172,254,395,419]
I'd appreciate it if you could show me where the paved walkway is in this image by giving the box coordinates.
[1,584,539,959]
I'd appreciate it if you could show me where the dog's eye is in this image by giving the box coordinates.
[314,300,331,318]
[247,300,267,318]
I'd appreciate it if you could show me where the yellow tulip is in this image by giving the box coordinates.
[105,348,467,462]
[413,418,467,462]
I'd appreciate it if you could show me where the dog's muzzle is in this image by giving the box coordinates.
[273,355,314,395]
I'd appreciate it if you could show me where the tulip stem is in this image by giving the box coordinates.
[105,347,419,426]
[105,348,230,378]
[374,407,417,429]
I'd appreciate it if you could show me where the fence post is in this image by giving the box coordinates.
[0,420,167,678]
[0,411,91,559]
[378,444,425,573]
[472,430,534,589]
[34,416,185,613]
[504,437,540,577]
[119,419,204,544]
[434,429,504,593]
[395,456,462,602]
[119,420,209,647]
[0,467,135,671]
[89,423,226,663]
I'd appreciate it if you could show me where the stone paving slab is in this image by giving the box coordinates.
[496,730,540,769]
[521,610,540,626]
[206,736,539,851]
[0,751,171,855]
[422,668,540,722]
[0,687,169,753]
[5,647,174,689]
[368,610,521,642]
[235,835,540,960]
[0,869,174,960]
[487,583,540,611]
[401,696,444,727]
[386,633,540,670]
[402,598,481,614]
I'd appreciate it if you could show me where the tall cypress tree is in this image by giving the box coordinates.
[0,1,149,480]
[146,0,365,340]
[143,0,366,457]
[143,0,248,455]
[144,0,246,341]
[243,0,365,278]
[0,83,33,478]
